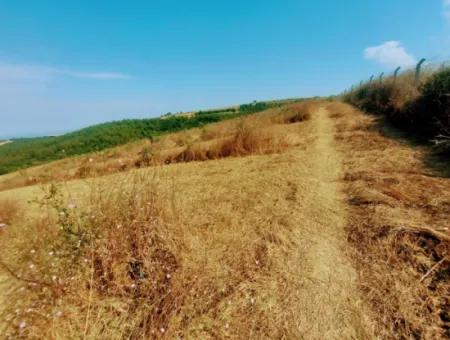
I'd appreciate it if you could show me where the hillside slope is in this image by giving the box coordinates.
[1,101,449,338]
[0,98,305,176]
[0,111,239,175]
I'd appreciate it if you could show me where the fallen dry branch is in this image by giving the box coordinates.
[419,256,448,283]
[390,225,450,243]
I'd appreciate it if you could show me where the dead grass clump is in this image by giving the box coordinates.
[276,102,315,124]
[0,199,20,225]
[74,164,93,178]
[0,175,183,338]
[347,217,450,339]
[217,121,285,157]
[326,101,360,119]
[169,121,290,164]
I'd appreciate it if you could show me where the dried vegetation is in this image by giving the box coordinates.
[328,101,450,339]
[0,102,316,193]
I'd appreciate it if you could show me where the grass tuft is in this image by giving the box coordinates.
[0,199,20,225]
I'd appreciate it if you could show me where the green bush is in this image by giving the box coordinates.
[419,68,450,134]
[196,108,236,115]
[349,84,396,116]
[239,101,274,114]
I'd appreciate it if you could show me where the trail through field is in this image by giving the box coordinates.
[293,107,373,338]
[0,104,378,338]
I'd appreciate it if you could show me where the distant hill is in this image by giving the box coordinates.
[0,112,236,175]
[0,99,305,175]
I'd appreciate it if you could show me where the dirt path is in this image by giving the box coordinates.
[294,107,373,338]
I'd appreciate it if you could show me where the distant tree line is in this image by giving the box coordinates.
[196,108,237,115]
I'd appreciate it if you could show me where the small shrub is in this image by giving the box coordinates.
[75,164,92,178]
[135,146,153,167]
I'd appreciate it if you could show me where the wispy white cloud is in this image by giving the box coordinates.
[364,41,416,69]
[58,70,131,79]
[0,61,131,81]
[444,0,450,21]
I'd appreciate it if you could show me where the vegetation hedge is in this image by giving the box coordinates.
[344,67,450,154]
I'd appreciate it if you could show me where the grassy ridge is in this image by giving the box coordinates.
[343,66,450,154]
[0,102,315,192]
[0,99,308,175]
[0,111,240,175]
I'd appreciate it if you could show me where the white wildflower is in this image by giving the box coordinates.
[19,321,27,329]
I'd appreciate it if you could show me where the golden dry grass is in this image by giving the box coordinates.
[0,101,376,339]
[4,99,447,338]
[0,155,312,339]
[0,102,317,193]
[0,199,20,225]
[328,101,450,339]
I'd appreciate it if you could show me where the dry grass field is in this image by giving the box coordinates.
[0,102,312,193]
[329,101,450,338]
[0,100,448,339]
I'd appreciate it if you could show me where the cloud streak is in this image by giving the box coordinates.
[59,70,131,79]
[364,41,416,69]
[0,61,131,81]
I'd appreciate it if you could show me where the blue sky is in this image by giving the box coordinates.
[0,0,449,138]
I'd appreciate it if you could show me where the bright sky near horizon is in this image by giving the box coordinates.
[0,1,449,138]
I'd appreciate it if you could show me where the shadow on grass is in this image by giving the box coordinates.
[374,116,450,178]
